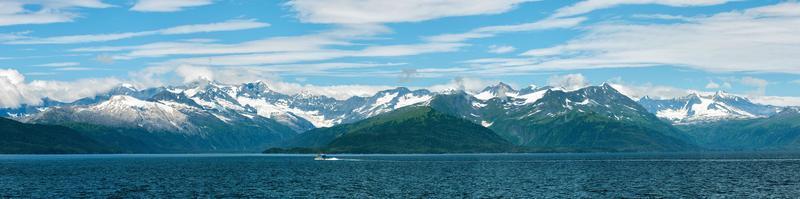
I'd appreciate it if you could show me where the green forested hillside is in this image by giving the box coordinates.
[276,106,512,153]
[0,117,114,154]
[680,109,800,150]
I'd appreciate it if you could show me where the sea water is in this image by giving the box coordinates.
[1,153,799,198]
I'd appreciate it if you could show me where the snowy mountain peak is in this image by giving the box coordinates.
[475,82,518,100]
[101,95,150,108]
[119,83,137,90]
[600,82,615,90]
[714,90,728,97]
[481,82,515,93]
[639,91,780,124]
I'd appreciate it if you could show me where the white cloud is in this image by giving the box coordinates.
[705,81,720,89]
[131,0,212,12]
[631,14,694,21]
[513,2,800,74]
[425,17,585,42]
[67,22,461,69]
[54,67,94,71]
[427,77,497,93]
[35,62,80,67]
[0,0,112,26]
[174,65,213,83]
[552,0,733,18]
[721,82,732,89]
[159,41,465,66]
[286,0,532,24]
[547,73,588,91]
[0,69,38,107]
[95,54,114,64]
[740,76,768,96]
[70,24,388,59]
[488,45,516,54]
[0,31,31,42]
[608,83,696,100]
[751,96,800,107]
[158,19,269,35]
[0,69,122,108]
[422,0,725,44]
[7,19,269,44]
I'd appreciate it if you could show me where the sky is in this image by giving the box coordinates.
[1,0,799,107]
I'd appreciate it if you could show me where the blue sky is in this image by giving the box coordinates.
[1,0,799,107]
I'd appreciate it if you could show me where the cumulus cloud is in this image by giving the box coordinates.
[0,69,122,108]
[548,73,589,91]
[426,77,497,93]
[706,82,721,90]
[704,80,733,90]
[174,65,213,83]
[131,0,213,12]
[0,0,112,26]
[7,19,269,44]
[286,0,531,24]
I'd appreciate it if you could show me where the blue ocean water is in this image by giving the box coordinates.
[1,153,799,198]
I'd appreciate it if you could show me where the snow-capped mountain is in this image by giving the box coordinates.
[5,80,791,136]
[27,95,196,133]
[638,91,782,124]
[3,80,795,152]
[5,80,753,152]
[15,80,436,136]
[442,83,661,127]
[6,80,791,131]
[428,83,693,150]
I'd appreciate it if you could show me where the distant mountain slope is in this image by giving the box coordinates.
[0,117,113,154]
[5,80,437,153]
[60,123,292,153]
[26,92,297,152]
[638,91,781,124]
[5,80,795,153]
[279,106,511,153]
[679,108,800,150]
[430,84,696,152]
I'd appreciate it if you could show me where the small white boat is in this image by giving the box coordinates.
[314,153,338,161]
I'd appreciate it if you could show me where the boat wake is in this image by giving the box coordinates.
[313,154,365,161]
[317,158,365,161]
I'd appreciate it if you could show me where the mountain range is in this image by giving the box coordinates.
[638,91,782,124]
[1,80,798,153]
